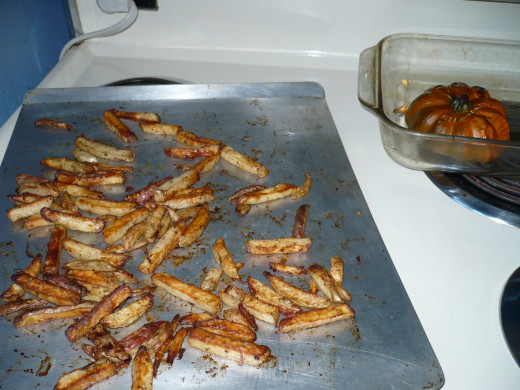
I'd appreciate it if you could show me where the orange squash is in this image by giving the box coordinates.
[405,82,510,141]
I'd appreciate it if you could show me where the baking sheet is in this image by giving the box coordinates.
[0,82,443,389]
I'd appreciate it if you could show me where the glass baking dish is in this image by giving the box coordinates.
[358,33,520,177]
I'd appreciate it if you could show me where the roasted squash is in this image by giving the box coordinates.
[405,82,510,141]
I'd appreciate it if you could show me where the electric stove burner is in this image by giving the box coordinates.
[426,171,520,227]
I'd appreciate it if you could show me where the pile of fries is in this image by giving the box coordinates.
[2,110,356,389]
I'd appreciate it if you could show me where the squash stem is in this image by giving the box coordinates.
[452,94,470,112]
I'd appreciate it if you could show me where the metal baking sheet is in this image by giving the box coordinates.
[0,82,443,389]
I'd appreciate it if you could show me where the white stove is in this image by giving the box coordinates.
[2,1,520,388]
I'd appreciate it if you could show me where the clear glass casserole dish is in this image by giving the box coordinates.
[358,33,520,177]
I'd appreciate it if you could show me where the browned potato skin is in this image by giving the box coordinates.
[54,358,118,390]
[0,298,47,316]
[104,109,138,143]
[193,318,257,342]
[43,225,67,274]
[264,272,330,309]
[213,238,240,280]
[34,118,72,130]
[164,144,222,159]
[1,254,43,302]
[114,110,160,123]
[292,204,310,238]
[13,302,96,328]
[246,237,312,255]
[131,346,153,390]
[166,327,189,365]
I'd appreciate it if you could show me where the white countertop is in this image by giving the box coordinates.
[1,43,519,389]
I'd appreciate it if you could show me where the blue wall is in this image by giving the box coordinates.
[0,1,72,126]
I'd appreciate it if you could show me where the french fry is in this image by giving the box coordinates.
[138,222,185,274]
[41,207,105,233]
[62,260,118,272]
[101,293,153,329]
[113,110,160,123]
[164,144,222,160]
[132,346,153,390]
[247,276,301,315]
[268,262,307,276]
[120,320,169,355]
[218,285,279,325]
[72,147,98,163]
[179,312,215,326]
[103,207,149,246]
[292,204,310,238]
[309,278,319,294]
[308,263,344,303]
[212,238,240,280]
[192,154,220,174]
[16,173,50,188]
[200,267,223,292]
[74,196,138,216]
[54,182,105,199]
[151,273,222,315]
[220,145,269,178]
[153,170,200,202]
[264,272,330,309]
[237,183,296,205]
[54,358,118,390]
[152,322,177,376]
[290,173,312,199]
[0,298,47,316]
[160,187,214,209]
[60,191,79,214]
[330,256,344,283]
[246,237,312,254]
[166,327,189,365]
[8,193,43,205]
[157,211,172,239]
[65,284,132,342]
[145,205,166,242]
[223,308,254,331]
[121,221,147,251]
[124,175,173,203]
[278,303,355,333]
[109,237,149,254]
[13,302,96,328]
[76,135,135,162]
[139,122,181,135]
[42,273,89,297]
[43,225,67,274]
[176,129,221,146]
[228,184,267,216]
[66,269,123,290]
[238,303,258,332]
[41,157,96,174]
[188,327,271,366]
[55,170,126,187]
[6,195,54,222]
[34,118,72,130]
[178,205,210,248]
[104,109,138,143]
[23,214,53,230]
[194,318,257,342]
[11,270,81,306]
[80,283,115,302]
[1,253,43,302]
[63,238,129,267]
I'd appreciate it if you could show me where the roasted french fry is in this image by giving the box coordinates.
[308,263,344,303]
[42,272,89,297]
[246,237,312,254]
[309,278,319,294]
[120,320,169,355]
[1,253,43,302]
[62,260,117,272]
[121,221,147,251]
[66,269,122,290]
[188,327,270,366]
[238,303,258,331]
[166,327,189,365]
[220,145,269,178]
[113,110,160,123]
[13,302,96,328]
[152,273,222,315]
[40,207,106,233]
[76,135,135,162]
[292,204,310,238]
[54,182,105,199]
[145,205,166,242]
[152,323,176,376]
[264,272,330,309]
[63,238,129,267]
[138,222,185,274]
[212,238,240,279]
[84,324,130,362]
[43,225,67,274]
[0,298,47,316]
[176,129,221,146]
[278,303,355,333]
[223,308,254,330]
[6,195,54,222]
[8,193,43,205]
[54,358,118,390]
[11,270,81,306]
[34,118,72,130]
[219,284,279,325]
[72,147,98,163]
[41,157,96,174]
[132,346,153,390]
[103,207,149,246]
[247,276,301,315]
[101,293,153,329]
[104,109,138,143]
[290,173,312,199]
[124,175,173,204]
[160,187,214,209]
[200,267,223,292]
[194,318,257,342]
[192,154,220,174]
[139,122,181,135]
[330,256,344,283]
[55,170,127,187]
[164,144,222,160]
[153,170,200,202]
[179,312,215,326]
[268,262,307,276]
[237,183,296,205]
[74,196,138,216]
[178,205,210,248]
